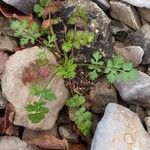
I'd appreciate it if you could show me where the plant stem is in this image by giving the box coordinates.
[48,14,61,58]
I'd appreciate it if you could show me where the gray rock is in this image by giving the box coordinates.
[114,46,144,66]
[0,35,17,52]
[91,103,150,150]
[125,24,150,64]
[62,0,114,57]
[0,136,37,150]
[129,105,145,121]
[1,47,69,130]
[121,0,150,9]
[2,0,37,14]
[90,77,118,114]
[0,90,7,110]
[58,125,79,143]
[111,20,132,42]
[145,117,150,136]
[114,71,150,108]
[148,65,150,76]
[138,8,150,23]
[22,124,59,141]
[92,0,110,8]
[110,1,142,30]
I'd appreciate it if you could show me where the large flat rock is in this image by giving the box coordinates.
[91,103,150,150]
[1,47,69,130]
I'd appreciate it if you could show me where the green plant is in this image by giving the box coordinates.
[25,101,49,123]
[68,7,88,26]
[56,57,77,79]
[30,85,56,101]
[34,0,50,17]
[62,30,95,53]
[66,94,85,108]
[26,85,56,123]
[88,51,104,80]
[74,107,93,136]
[105,55,138,83]
[44,34,56,48]
[11,19,42,45]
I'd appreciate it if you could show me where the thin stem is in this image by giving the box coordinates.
[48,14,61,57]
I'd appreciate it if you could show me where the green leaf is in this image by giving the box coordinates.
[68,7,88,26]
[63,30,94,53]
[34,4,44,17]
[88,51,103,80]
[20,38,29,45]
[56,58,77,79]
[44,34,56,48]
[40,0,50,6]
[105,55,138,83]
[30,85,56,101]
[38,48,49,66]
[25,101,49,123]
[66,94,86,108]
[122,62,133,71]
[11,19,42,46]
[74,107,93,136]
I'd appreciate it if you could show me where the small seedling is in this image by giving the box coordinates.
[105,55,138,83]
[66,94,85,108]
[56,57,77,79]
[88,51,104,80]
[11,19,42,45]
[74,107,93,136]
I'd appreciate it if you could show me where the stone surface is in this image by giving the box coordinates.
[111,20,132,42]
[58,125,79,143]
[62,0,114,57]
[138,8,150,23]
[90,77,118,114]
[0,35,17,52]
[2,0,37,14]
[114,46,144,66]
[0,89,7,110]
[22,124,59,141]
[1,46,69,130]
[129,105,145,121]
[93,0,110,8]
[125,24,150,64]
[114,71,150,108]
[91,103,150,150]
[121,0,150,8]
[110,1,142,30]
[0,136,37,150]
[145,117,150,136]
[0,51,8,74]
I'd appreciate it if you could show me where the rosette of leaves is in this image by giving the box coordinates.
[74,107,93,136]
[105,55,138,83]
[62,30,95,53]
[88,51,104,80]
[11,19,42,45]
[68,7,88,26]
[25,85,56,123]
[56,57,77,79]
[66,94,86,108]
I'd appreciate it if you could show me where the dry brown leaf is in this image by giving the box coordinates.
[0,51,8,74]
[0,103,15,135]
[27,135,68,150]
[68,143,86,150]
[0,4,33,21]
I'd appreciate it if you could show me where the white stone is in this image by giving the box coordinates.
[110,1,142,30]
[91,103,150,150]
[121,0,150,9]
[0,136,37,150]
[1,46,69,130]
[96,0,110,8]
